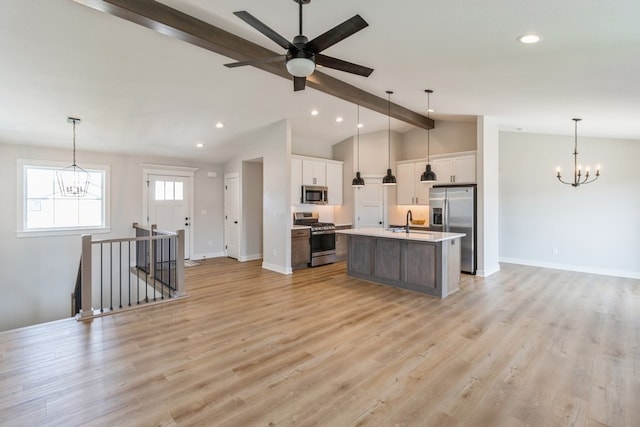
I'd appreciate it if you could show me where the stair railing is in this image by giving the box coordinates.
[76,225,185,320]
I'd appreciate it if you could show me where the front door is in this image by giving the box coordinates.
[147,174,191,259]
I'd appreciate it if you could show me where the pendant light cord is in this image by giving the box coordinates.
[425,89,433,163]
[356,104,360,171]
[387,91,391,169]
[71,118,78,167]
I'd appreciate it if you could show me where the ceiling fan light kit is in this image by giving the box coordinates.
[225,0,373,91]
[286,57,315,77]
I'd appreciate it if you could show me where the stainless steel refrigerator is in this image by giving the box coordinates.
[429,184,476,274]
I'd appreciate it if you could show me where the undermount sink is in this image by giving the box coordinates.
[387,227,407,233]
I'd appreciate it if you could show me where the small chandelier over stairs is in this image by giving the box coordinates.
[57,117,90,197]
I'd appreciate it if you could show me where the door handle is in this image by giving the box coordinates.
[233,221,238,224]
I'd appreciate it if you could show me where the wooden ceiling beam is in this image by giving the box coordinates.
[74,0,434,130]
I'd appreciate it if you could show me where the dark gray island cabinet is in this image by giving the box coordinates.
[337,228,465,298]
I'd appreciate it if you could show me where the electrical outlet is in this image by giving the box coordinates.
[552,247,559,256]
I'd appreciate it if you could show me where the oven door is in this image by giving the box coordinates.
[311,231,335,255]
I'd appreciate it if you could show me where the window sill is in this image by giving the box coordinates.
[16,227,111,239]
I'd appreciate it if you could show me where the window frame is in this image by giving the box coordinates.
[17,158,111,237]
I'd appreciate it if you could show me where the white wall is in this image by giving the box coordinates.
[332,136,355,225]
[401,120,477,160]
[499,131,640,278]
[224,119,291,274]
[477,117,500,277]
[242,160,263,260]
[0,142,223,331]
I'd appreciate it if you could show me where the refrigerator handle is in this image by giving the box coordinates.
[443,198,449,232]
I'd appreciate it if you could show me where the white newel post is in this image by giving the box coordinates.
[175,229,185,297]
[79,234,93,319]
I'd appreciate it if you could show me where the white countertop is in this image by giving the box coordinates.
[336,227,465,243]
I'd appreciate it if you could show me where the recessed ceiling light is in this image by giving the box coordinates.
[336,117,343,123]
[517,33,542,44]
[196,143,204,148]
[427,108,434,113]
[357,123,363,128]
[311,110,319,116]
[215,122,224,128]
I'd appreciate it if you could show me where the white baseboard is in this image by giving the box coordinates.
[476,264,501,277]
[262,262,291,275]
[190,251,225,260]
[239,253,262,262]
[499,257,640,279]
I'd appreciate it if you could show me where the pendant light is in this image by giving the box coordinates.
[556,118,601,187]
[56,117,90,197]
[420,89,437,182]
[382,90,397,186]
[351,104,365,187]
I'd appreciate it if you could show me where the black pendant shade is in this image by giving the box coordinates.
[382,168,397,185]
[420,89,437,182]
[352,171,365,187]
[420,163,437,182]
[382,90,397,186]
[352,104,365,187]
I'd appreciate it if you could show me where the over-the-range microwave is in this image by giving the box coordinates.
[301,185,328,205]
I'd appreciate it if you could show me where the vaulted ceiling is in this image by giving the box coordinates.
[1,0,639,163]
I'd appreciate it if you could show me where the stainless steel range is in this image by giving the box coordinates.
[293,212,336,267]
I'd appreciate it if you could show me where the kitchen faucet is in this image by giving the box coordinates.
[405,210,413,233]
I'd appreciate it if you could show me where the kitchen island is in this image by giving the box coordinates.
[336,228,465,298]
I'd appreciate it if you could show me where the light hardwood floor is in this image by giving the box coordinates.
[1,259,638,426]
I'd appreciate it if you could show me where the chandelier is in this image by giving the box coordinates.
[556,118,600,187]
[56,117,90,197]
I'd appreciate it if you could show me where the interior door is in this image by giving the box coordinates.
[355,177,383,228]
[147,174,190,259]
[224,175,240,259]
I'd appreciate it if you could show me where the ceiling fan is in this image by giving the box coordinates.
[224,0,374,91]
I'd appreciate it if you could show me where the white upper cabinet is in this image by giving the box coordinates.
[302,159,326,186]
[431,153,476,184]
[291,157,302,205]
[325,162,343,205]
[396,161,430,205]
[292,155,343,205]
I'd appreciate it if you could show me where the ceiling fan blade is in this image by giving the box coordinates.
[316,54,374,77]
[293,76,306,91]
[306,15,368,53]
[224,55,285,68]
[234,11,296,51]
